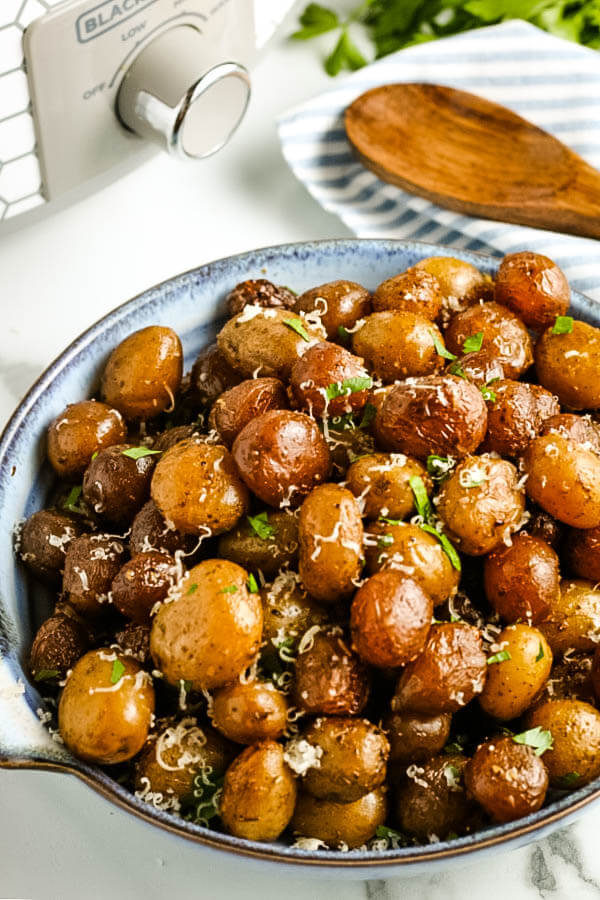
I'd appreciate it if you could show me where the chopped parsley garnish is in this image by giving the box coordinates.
[62,485,83,514]
[325,375,373,400]
[34,669,60,682]
[409,475,461,571]
[374,825,407,846]
[431,332,457,361]
[427,454,455,482]
[247,573,259,593]
[487,649,511,665]
[359,402,377,429]
[186,583,198,595]
[536,642,545,662]
[444,740,465,755]
[560,772,580,787]
[420,523,462,572]
[377,533,394,548]
[337,325,350,342]
[110,659,125,684]
[463,331,484,353]
[219,585,238,594]
[448,361,467,379]
[480,383,497,403]
[552,315,574,335]
[379,516,402,526]
[512,726,553,756]
[121,446,162,460]
[186,772,224,827]
[283,317,311,342]
[91,450,99,461]
[247,512,276,541]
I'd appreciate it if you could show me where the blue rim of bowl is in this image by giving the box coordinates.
[1,237,600,867]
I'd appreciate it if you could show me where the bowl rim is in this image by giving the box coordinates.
[2,236,600,868]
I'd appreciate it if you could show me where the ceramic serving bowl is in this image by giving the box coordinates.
[2,238,600,879]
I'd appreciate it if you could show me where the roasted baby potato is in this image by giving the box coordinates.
[290,341,371,418]
[82,443,156,524]
[481,380,559,457]
[292,628,370,716]
[47,400,127,477]
[479,625,552,720]
[293,279,372,341]
[414,256,493,320]
[218,510,299,578]
[372,267,443,320]
[444,301,533,379]
[346,452,430,521]
[524,434,600,528]
[395,754,474,839]
[465,736,548,823]
[483,534,560,624]
[190,342,241,407]
[129,500,197,556]
[382,710,452,765]
[564,525,600,581]
[209,377,288,446]
[291,787,387,849]
[494,251,570,331]
[111,551,176,623]
[538,579,600,654]
[535,320,600,410]
[212,679,289,744]
[260,573,329,667]
[539,413,600,453]
[18,509,83,584]
[352,311,446,382]
[526,699,600,787]
[62,533,126,618]
[29,613,89,684]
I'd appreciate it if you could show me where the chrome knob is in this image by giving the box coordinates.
[117,26,251,159]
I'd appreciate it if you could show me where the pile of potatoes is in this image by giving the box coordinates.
[18,251,600,850]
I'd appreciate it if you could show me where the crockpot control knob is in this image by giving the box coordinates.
[117,26,251,159]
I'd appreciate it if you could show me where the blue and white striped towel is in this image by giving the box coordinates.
[278,21,600,299]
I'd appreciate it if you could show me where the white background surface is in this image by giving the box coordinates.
[2,5,600,899]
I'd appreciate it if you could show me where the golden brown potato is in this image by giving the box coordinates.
[393,623,487,715]
[212,680,289,744]
[220,741,297,841]
[298,484,363,604]
[294,279,372,340]
[150,559,263,691]
[291,787,387,849]
[62,533,126,618]
[495,252,570,331]
[565,526,600,581]
[363,521,460,607]
[538,579,600,654]
[345,452,430,521]
[29,614,88,684]
[218,510,299,578]
[375,375,488,459]
[217,307,323,380]
[292,629,370,716]
[444,301,533,379]
[446,348,504,386]
[232,410,330,508]
[523,434,600,528]
[591,647,600,703]
[483,534,560,624]
[294,717,389,802]
[58,649,154,764]
[101,326,182,421]
[47,400,127,477]
[350,571,433,668]
[151,438,248,535]
[415,256,493,320]
[396,754,474,839]
[539,413,600,454]
[382,710,452,765]
[111,551,176,624]
[260,573,329,668]
[536,320,600,410]
[481,380,559,457]
[209,378,288,446]
[526,699,600,787]
[18,509,84,585]
[226,279,296,316]
[352,311,446,382]
[190,342,241,407]
[134,720,234,802]
[290,341,371,418]
[82,443,156,524]
[437,455,526,556]
[465,737,549,823]
[372,267,443,320]
[479,625,552,720]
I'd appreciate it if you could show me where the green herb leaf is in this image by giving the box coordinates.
[91,450,99,461]
[283,317,312,342]
[487,649,512,664]
[463,331,484,353]
[359,402,377,429]
[431,331,457,361]
[512,726,553,756]
[186,583,198,595]
[444,740,464,755]
[219,585,238,594]
[121,446,162,460]
[379,516,402,526]
[247,512,276,541]
[325,375,373,400]
[374,825,408,846]
[377,533,394,548]
[291,3,339,39]
[34,669,60,682]
[337,324,350,342]
[536,642,545,662]
[480,383,497,403]
[247,573,259,593]
[426,454,455,482]
[325,27,367,76]
[448,361,467,379]
[110,659,125,684]
[182,680,193,693]
[186,772,225,826]
[560,771,581,787]
[552,315,574,335]
[409,475,433,521]
[420,523,462,572]
[62,485,83,513]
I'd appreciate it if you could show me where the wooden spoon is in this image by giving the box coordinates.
[344,82,600,240]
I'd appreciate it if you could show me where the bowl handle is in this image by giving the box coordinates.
[0,656,71,769]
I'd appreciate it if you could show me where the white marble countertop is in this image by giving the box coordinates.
[1,5,600,898]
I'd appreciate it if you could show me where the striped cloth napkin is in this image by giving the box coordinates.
[278,21,600,300]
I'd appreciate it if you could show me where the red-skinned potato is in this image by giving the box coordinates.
[494,251,570,331]
[372,267,443,320]
[47,400,127,478]
[292,628,370,716]
[481,380,559,457]
[209,378,288,446]
[293,279,372,340]
[483,534,560,624]
[444,301,533,379]
[290,341,371,418]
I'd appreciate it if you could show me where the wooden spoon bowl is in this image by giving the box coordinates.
[345,83,600,240]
